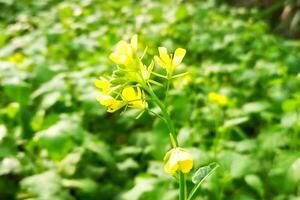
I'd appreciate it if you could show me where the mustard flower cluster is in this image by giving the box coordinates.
[95,35,186,113]
[95,35,193,175]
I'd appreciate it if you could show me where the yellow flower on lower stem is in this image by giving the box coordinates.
[164,147,193,174]
[9,53,24,64]
[208,92,228,106]
[122,86,147,109]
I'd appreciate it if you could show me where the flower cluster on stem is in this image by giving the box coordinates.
[95,35,192,200]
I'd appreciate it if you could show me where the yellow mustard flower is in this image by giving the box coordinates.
[122,86,147,109]
[154,47,186,76]
[96,93,125,113]
[95,78,147,112]
[164,147,193,174]
[208,92,228,106]
[9,53,24,64]
[109,35,138,65]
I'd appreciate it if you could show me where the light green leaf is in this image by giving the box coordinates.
[192,162,219,184]
[188,162,219,200]
[19,171,72,200]
[245,174,264,197]
[121,176,158,200]
[223,116,249,128]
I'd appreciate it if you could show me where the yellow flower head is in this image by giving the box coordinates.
[208,92,228,106]
[164,147,193,174]
[9,53,24,64]
[96,93,125,113]
[95,83,147,112]
[122,86,147,109]
[109,35,138,65]
[154,47,186,76]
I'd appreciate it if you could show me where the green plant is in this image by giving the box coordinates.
[94,35,218,200]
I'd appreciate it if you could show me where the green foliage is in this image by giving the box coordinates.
[0,0,299,199]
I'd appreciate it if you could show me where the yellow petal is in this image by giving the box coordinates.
[121,87,147,109]
[168,149,180,170]
[131,100,147,109]
[122,87,137,101]
[208,92,228,105]
[154,56,166,69]
[208,92,218,101]
[107,100,124,113]
[131,34,138,51]
[164,159,178,174]
[218,96,228,105]
[96,93,115,106]
[172,48,186,67]
[164,147,193,174]
[116,40,130,53]
[109,53,125,64]
[179,159,193,173]
[94,78,110,92]
[158,47,172,65]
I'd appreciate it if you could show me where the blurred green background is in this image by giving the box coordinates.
[0,0,300,199]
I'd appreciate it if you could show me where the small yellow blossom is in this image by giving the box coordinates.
[208,92,228,106]
[154,47,186,76]
[122,86,147,109]
[96,93,124,113]
[109,35,138,65]
[9,53,24,64]
[164,147,193,174]
[95,84,147,112]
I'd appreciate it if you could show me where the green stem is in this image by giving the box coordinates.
[143,82,187,200]
[164,78,170,104]
[143,83,178,146]
[179,172,187,200]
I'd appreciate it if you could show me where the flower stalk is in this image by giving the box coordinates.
[95,35,192,200]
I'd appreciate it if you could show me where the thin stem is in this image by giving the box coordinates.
[142,82,186,200]
[147,109,166,123]
[164,78,170,104]
[143,82,178,146]
[179,172,187,200]
[142,79,187,200]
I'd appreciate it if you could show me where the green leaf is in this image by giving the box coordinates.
[223,116,249,128]
[19,171,72,200]
[242,102,269,113]
[0,125,7,141]
[188,162,219,200]
[191,162,219,184]
[245,174,264,197]
[121,176,158,200]
[62,178,98,193]
[34,115,84,160]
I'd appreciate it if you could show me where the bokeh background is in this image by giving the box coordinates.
[0,0,300,199]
